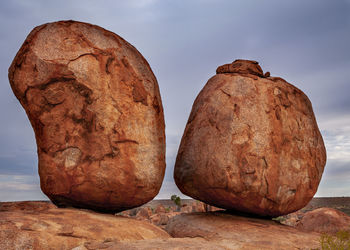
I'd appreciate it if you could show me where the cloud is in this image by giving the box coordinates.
[0,175,47,201]
[314,115,350,196]
[155,180,190,199]
[0,0,349,200]
[320,115,350,161]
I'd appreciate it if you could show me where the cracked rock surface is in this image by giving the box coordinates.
[8,21,165,212]
[165,212,321,250]
[174,59,326,217]
[0,201,170,250]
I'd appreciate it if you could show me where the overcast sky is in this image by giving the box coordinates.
[0,0,349,201]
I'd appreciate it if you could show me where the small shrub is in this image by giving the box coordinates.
[272,216,285,223]
[171,194,181,211]
[319,230,350,250]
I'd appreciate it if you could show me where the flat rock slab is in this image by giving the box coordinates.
[0,201,170,250]
[165,212,321,249]
[77,238,228,250]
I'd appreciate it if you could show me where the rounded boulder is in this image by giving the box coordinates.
[8,21,165,212]
[174,59,326,217]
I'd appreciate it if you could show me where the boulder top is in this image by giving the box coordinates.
[216,59,270,77]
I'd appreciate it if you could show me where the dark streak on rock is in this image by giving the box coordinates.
[220,89,231,97]
[114,139,139,145]
[132,81,148,106]
[105,56,115,74]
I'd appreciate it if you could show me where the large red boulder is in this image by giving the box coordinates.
[174,59,326,217]
[8,21,165,212]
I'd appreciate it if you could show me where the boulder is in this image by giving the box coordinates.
[279,211,304,227]
[155,204,166,214]
[150,213,171,226]
[180,204,193,213]
[8,20,165,212]
[0,201,170,250]
[174,59,326,216]
[165,212,321,249]
[136,207,153,220]
[297,207,350,234]
[150,212,181,226]
[191,201,206,212]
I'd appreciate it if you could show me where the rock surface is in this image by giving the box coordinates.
[165,212,321,249]
[8,20,165,212]
[91,238,228,250]
[174,59,326,216]
[0,201,170,250]
[136,207,153,220]
[297,207,350,234]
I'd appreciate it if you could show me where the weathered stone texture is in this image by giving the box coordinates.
[297,208,350,234]
[165,212,321,250]
[8,21,165,212]
[175,59,326,216]
[0,201,170,250]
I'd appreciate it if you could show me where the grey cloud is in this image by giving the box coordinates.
[322,159,350,180]
[0,155,37,175]
[156,180,190,199]
[0,0,349,199]
[0,174,46,201]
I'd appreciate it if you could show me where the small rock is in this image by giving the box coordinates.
[155,204,166,214]
[150,213,161,225]
[136,207,153,220]
[180,205,193,213]
[297,207,350,234]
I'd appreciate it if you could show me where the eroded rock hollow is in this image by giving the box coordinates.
[8,21,165,212]
[174,59,326,217]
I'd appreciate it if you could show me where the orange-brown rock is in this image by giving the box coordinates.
[180,204,193,213]
[78,238,228,250]
[175,59,326,217]
[8,20,165,212]
[165,212,321,249]
[155,204,166,214]
[0,201,170,250]
[297,207,350,234]
[136,207,153,220]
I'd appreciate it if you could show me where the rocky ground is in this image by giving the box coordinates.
[117,197,350,228]
[276,197,350,227]
[1,198,350,249]
[116,199,223,230]
[304,197,350,215]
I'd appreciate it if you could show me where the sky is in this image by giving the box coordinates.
[0,0,349,201]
